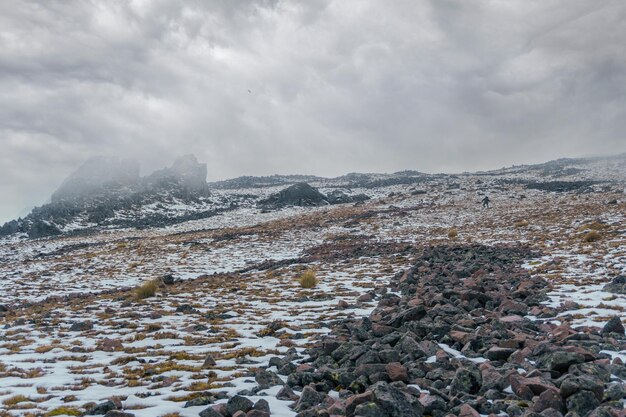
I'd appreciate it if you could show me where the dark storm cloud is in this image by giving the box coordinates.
[1,0,625,222]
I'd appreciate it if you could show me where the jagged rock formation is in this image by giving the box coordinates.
[51,157,140,203]
[0,155,214,238]
[144,154,209,194]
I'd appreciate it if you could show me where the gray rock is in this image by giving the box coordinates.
[450,365,482,395]
[87,400,116,415]
[253,399,270,412]
[294,385,327,412]
[603,275,626,294]
[258,183,328,208]
[564,390,599,416]
[603,383,626,401]
[198,407,223,417]
[183,395,213,408]
[354,402,385,417]
[537,351,585,374]
[103,412,134,417]
[560,375,604,401]
[28,220,62,238]
[255,369,283,389]
[370,381,424,417]
[276,385,299,401]
[601,316,625,335]
[69,321,93,332]
[225,395,254,415]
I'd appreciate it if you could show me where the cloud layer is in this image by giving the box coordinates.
[1,0,625,221]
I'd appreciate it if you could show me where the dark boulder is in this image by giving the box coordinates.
[601,316,625,335]
[259,183,328,208]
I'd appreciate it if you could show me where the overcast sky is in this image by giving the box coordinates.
[1,0,625,223]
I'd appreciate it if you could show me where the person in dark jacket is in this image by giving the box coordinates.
[482,196,490,208]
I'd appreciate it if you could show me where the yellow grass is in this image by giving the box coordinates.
[298,270,318,289]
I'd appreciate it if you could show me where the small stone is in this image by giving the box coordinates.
[276,385,299,401]
[86,400,116,415]
[385,362,408,382]
[354,402,384,417]
[199,407,223,417]
[485,346,516,361]
[531,389,564,413]
[294,385,326,412]
[450,366,482,395]
[103,412,134,417]
[184,396,213,408]
[96,338,123,352]
[203,354,217,368]
[69,321,93,332]
[344,391,375,415]
[253,399,270,412]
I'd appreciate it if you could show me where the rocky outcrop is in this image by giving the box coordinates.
[0,155,214,239]
[258,183,369,210]
[263,244,626,417]
[260,183,329,208]
[145,154,209,195]
[51,156,140,203]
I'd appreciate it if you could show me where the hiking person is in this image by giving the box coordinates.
[482,196,490,208]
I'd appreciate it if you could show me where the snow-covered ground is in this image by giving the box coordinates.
[0,160,624,416]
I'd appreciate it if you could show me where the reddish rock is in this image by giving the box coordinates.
[458,404,481,417]
[485,346,515,361]
[509,347,532,364]
[296,364,314,373]
[246,411,270,417]
[500,315,524,323]
[511,375,558,398]
[211,404,226,415]
[435,349,450,363]
[532,389,565,413]
[385,362,408,382]
[344,391,374,415]
[450,330,471,344]
[326,399,346,415]
[357,293,373,302]
[371,323,394,337]
[497,339,521,349]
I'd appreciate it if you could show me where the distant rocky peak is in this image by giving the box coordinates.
[142,154,207,193]
[169,154,208,192]
[51,156,140,203]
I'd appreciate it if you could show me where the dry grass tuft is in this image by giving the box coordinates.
[583,230,602,243]
[45,407,82,416]
[447,228,458,239]
[514,220,529,228]
[135,279,160,299]
[2,395,32,406]
[299,270,318,289]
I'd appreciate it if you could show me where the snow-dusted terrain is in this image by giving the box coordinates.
[0,155,624,416]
